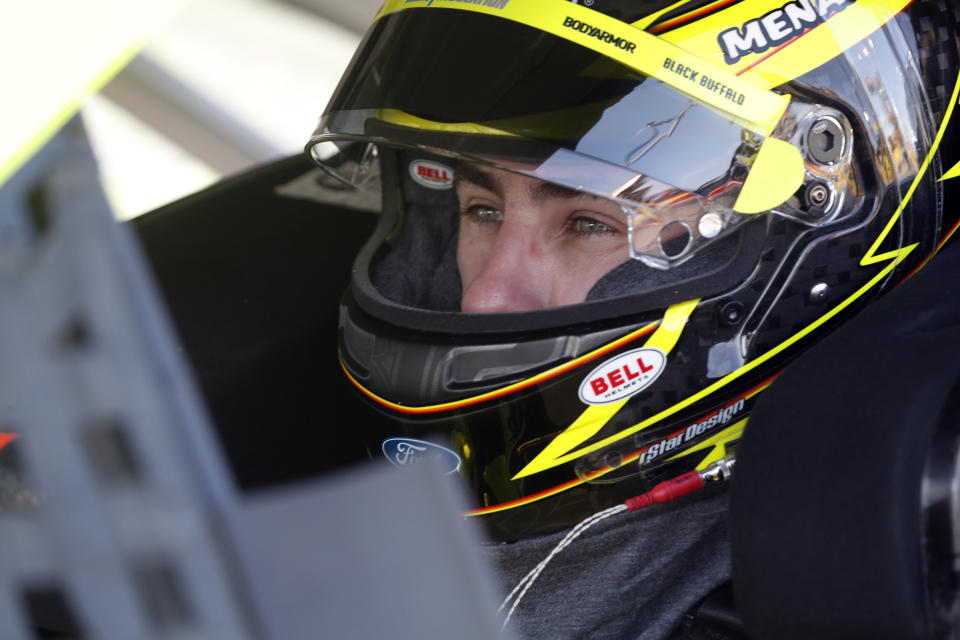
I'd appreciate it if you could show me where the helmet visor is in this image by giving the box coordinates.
[307,6,803,218]
[307,6,807,313]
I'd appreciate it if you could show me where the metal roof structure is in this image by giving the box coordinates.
[84,0,377,219]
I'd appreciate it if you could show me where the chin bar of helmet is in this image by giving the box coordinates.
[625,455,736,512]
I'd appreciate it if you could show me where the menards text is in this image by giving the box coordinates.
[717,0,853,64]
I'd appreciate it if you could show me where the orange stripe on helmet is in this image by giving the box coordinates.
[649,0,742,34]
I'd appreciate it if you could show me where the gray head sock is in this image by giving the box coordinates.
[587,230,742,301]
[370,154,463,311]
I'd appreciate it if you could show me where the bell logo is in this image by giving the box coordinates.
[409,159,454,190]
[578,347,666,405]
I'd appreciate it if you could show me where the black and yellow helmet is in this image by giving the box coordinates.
[306,0,960,541]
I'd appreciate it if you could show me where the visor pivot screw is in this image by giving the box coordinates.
[809,283,829,304]
[719,301,745,327]
[698,213,724,239]
[807,183,829,207]
[803,181,832,218]
[807,116,844,165]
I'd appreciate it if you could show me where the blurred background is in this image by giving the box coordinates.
[83,0,381,220]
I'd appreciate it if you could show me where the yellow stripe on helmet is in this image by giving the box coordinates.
[377,109,519,137]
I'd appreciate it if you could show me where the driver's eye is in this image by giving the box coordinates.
[573,217,615,234]
[464,205,503,223]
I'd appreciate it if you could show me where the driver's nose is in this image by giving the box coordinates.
[460,218,553,313]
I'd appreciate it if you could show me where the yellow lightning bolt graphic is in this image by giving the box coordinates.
[513,299,699,480]
[863,67,960,270]
[671,419,747,470]
[940,160,960,182]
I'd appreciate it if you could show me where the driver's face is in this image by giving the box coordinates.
[456,163,629,313]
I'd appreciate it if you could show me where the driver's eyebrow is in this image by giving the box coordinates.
[454,162,503,196]
[531,180,601,203]
[455,163,609,204]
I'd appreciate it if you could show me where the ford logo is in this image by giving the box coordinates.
[381,437,462,475]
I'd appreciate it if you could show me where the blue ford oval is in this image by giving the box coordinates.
[381,437,462,475]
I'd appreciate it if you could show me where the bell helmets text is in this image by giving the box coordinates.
[578,347,666,405]
[409,159,454,189]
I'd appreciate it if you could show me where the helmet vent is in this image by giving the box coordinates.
[658,220,692,258]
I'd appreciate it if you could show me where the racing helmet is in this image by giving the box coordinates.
[306,0,960,541]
